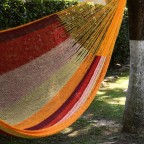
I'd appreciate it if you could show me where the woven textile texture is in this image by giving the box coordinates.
[0,0,126,138]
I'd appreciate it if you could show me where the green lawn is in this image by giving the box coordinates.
[1,70,144,144]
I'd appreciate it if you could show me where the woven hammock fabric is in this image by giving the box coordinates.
[0,0,126,138]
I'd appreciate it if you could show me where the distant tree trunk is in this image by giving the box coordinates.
[123,0,144,133]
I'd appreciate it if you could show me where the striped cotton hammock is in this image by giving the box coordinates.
[0,0,126,138]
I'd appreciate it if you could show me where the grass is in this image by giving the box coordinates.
[91,71,129,121]
[1,70,144,144]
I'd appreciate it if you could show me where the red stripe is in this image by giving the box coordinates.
[0,15,69,75]
[26,56,101,130]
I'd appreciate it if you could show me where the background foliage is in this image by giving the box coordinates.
[0,0,129,68]
[0,0,78,30]
[110,9,129,68]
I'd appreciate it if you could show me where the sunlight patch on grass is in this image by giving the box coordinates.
[97,91,106,95]
[105,97,126,105]
[107,78,128,90]
[96,95,111,99]
[97,72,129,100]
[62,127,73,134]
[68,130,79,137]
[68,125,93,137]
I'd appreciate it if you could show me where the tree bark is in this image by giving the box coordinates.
[123,0,144,133]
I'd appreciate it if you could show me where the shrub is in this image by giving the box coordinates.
[0,0,27,30]
[0,0,78,30]
[110,9,129,68]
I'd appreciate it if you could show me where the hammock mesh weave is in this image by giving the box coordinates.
[0,0,126,138]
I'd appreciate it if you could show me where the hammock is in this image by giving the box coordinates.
[0,0,126,138]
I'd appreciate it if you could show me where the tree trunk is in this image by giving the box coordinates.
[123,0,144,133]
